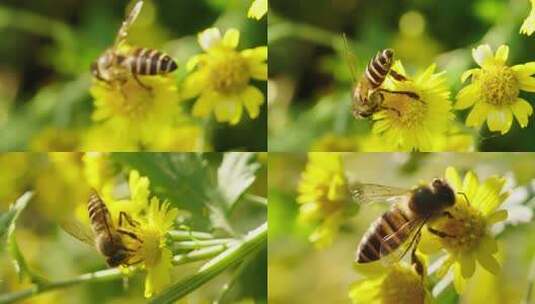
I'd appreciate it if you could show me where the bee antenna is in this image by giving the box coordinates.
[341,33,358,84]
[115,0,144,47]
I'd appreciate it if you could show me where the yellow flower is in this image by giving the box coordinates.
[349,263,433,304]
[90,63,180,148]
[521,0,535,35]
[248,0,268,20]
[82,152,115,193]
[182,28,267,125]
[148,125,206,151]
[372,61,452,151]
[29,127,80,151]
[420,167,509,293]
[127,197,178,298]
[297,152,353,248]
[455,44,535,134]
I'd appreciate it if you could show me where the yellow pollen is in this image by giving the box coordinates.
[380,266,425,304]
[110,79,152,119]
[383,90,427,128]
[478,65,519,106]
[432,199,486,253]
[208,52,250,94]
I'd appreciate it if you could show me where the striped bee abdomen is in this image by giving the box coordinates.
[88,190,114,235]
[355,207,413,263]
[364,49,394,89]
[129,47,178,75]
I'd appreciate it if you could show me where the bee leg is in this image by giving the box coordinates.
[389,69,408,81]
[117,228,143,243]
[132,73,153,93]
[380,106,401,117]
[427,226,455,238]
[410,233,425,277]
[119,211,140,228]
[377,88,425,104]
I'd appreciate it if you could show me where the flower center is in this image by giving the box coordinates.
[478,65,519,106]
[109,79,152,119]
[208,52,250,94]
[380,266,426,304]
[431,197,487,253]
[382,90,427,129]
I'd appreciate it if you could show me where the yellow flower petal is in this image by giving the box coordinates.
[248,0,268,20]
[518,75,535,92]
[494,45,509,63]
[182,70,208,99]
[455,84,478,110]
[479,235,498,254]
[472,44,493,68]
[466,102,490,127]
[453,262,467,293]
[487,107,513,134]
[472,176,505,214]
[198,28,222,50]
[461,68,479,83]
[192,92,215,117]
[445,166,462,190]
[462,171,480,201]
[214,98,241,124]
[241,86,264,118]
[511,98,533,128]
[487,209,508,224]
[476,248,500,275]
[222,28,240,49]
[459,252,476,278]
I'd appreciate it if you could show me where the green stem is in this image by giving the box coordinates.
[172,245,227,266]
[173,239,235,251]
[0,267,137,304]
[167,230,214,241]
[149,222,267,304]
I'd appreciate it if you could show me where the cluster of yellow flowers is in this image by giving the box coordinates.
[296,155,511,303]
[86,1,267,151]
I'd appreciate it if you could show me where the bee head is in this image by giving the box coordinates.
[430,178,455,208]
[106,250,130,267]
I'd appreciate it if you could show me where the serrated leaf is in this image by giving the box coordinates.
[217,153,260,208]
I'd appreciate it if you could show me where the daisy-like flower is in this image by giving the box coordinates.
[521,0,535,35]
[419,167,509,293]
[296,152,354,248]
[248,0,268,20]
[90,58,180,148]
[125,197,178,298]
[455,44,535,134]
[182,28,267,125]
[349,263,433,304]
[372,61,452,151]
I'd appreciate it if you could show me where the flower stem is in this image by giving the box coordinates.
[173,238,235,251]
[172,245,227,266]
[167,230,214,241]
[149,222,267,304]
[0,267,137,304]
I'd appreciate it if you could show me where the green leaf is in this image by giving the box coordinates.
[0,192,33,244]
[217,153,260,209]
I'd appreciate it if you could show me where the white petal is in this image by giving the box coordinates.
[198,28,222,50]
[472,44,493,67]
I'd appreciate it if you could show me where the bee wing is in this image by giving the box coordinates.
[114,0,144,47]
[60,219,95,248]
[352,182,411,205]
[341,33,359,84]
[379,217,426,265]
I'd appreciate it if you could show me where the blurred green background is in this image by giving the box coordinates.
[0,0,267,151]
[268,0,535,151]
[268,153,535,303]
[0,152,267,303]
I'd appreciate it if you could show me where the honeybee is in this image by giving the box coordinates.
[63,190,142,267]
[90,0,178,92]
[342,36,422,118]
[353,178,456,271]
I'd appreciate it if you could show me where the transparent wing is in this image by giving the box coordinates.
[60,219,95,248]
[379,217,426,265]
[342,33,359,83]
[352,182,410,205]
[114,0,144,47]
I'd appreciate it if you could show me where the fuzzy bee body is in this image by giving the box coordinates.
[355,179,456,264]
[87,190,135,267]
[352,49,395,118]
[90,1,177,90]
